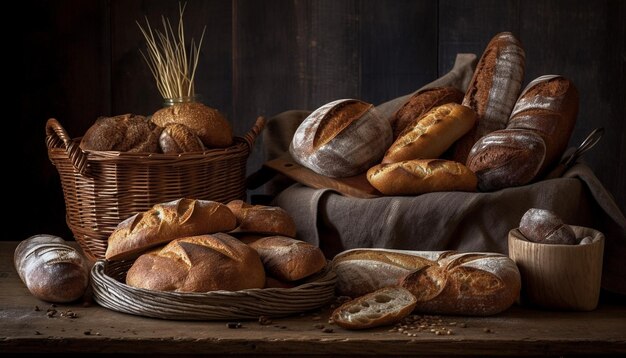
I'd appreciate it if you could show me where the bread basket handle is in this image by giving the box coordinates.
[242,116,266,150]
[45,118,90,176]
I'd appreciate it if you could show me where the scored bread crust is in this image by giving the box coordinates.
[332,286,417,330]
[125,233,265,292]
[159,123,205,153]
[367,159,477,196]
[105,199,237,261]
[227,200,297,238]
[383,103,476,164]
[248,236,327,281]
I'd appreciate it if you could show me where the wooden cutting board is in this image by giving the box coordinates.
[263,155,382,199]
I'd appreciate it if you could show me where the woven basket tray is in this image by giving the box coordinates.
[91,260,337,320]
[46,117,265,260]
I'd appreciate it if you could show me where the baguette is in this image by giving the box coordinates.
[383,103,476,164]
[14,235,89,303]
[332,287,417,330]
[367,159,477,196]
[125,233,265,292]
[105,198,236,261]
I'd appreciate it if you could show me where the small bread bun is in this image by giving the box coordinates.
[159,123,205,153]
[519,208,577,245]
[227,200,297,237]
[151,102,233,148]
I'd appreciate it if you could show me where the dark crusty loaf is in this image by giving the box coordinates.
[151,102,233,148]
[227,200,297,237]
[367,159,477,196]
[391,87,464,139]
[289,99,393,177]
[466,129,546,191]
[125,233,265,292]
[80,114,162,152]
[453,32,525,163]
[332,287,417,330]
[507,75,579,175]
[247,236,327,281]
[519,208,577,245]
[105,199,237,261]
[159,123,205,153]
[14,235,89,303]
[382,103,476,164]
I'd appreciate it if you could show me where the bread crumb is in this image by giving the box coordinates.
[322,328,334,333]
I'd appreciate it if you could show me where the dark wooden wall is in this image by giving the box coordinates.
[17,0,625,241]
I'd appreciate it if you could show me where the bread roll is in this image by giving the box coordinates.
[332,287,417,330]
[332,249,451,297]
[289,99,393,177]
[391,87,464,139]
[519,208,577,245]
[382,103,476,164]
[400,252,521,316]
[508,75,579,174]
[466,129,546,191]
[14,235,88,303]
[367,159,477,196]
[453,32,525,163]
[159,123,205,154]
[247,236,327,281]
[226,200,296,237]
[125,233,265,292]
[151,102,233,148]
[80,114,162,152]
[105,198,236,261]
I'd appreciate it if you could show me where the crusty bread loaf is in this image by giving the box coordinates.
[14,235,89,303]
[391,87,464,139]
[125,233,265,292]
[332,287,417,330]
[332,249,451,297]
[519,208,577,245]
[367,159,477,196]
[159,123,205,154]
[289,99,393,177]
[453,32,525,163]
[382,103,476,164]
[226,200,297,238]
[105,199,237,261]
[247,236,327,281]
[80,114,162,152]
[151,102,233,148]
[466,129,546,191]
[508,75,579,175]
[400,252,521,316]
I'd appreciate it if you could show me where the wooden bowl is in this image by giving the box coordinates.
[508,225,604,311]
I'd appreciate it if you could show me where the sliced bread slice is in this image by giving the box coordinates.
[332,286,417,330]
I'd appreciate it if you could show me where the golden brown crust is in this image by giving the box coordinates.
[383,103,476,164]
[125,233,265,292]
[151,102,233,148]
[392,87,464,139]
[227,200,297,237]
[248,236,327,281]
[105,199,237,261]
[159,123,205,153]
[367,159,477,196]
[80,114,162,153]
[332,287,417,329]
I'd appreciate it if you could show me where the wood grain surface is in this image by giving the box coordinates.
[1,242,625,356]
[16,0,626,244]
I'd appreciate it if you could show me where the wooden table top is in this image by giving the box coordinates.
[1,241,625,356]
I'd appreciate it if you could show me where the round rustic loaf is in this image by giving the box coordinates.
[226,200,297,237]
[80,114,162,152]
[159,123,205,153]
[247,236,327,281]
[289,99,392,177]
[126,233,265,292]
[151,102,233,148]
[519,208,577,245]
[466,129,546,191]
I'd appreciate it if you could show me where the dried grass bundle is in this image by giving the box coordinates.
[137,3,206,99]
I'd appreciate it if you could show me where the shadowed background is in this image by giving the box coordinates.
[17,0,625,241]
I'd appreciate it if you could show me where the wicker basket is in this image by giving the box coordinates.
[46,117,265,260]
[91,259,337,320]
